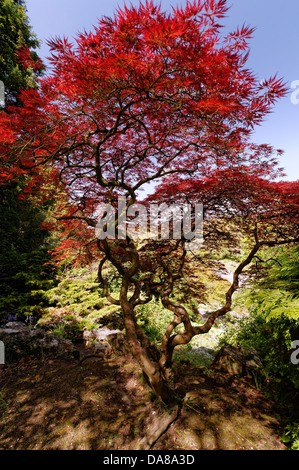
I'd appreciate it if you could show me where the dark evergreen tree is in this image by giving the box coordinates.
[0,0,43,107]
[0,1,54,322]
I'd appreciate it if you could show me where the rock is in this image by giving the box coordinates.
[3,321,30,333]
[212,345,263,377]
[84,326,121,341]
[0,321,76,363]
[83,326,128,354]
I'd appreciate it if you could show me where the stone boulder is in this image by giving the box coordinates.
[0,321,76,363]
[83,326,128,354]
[212,344,263,377]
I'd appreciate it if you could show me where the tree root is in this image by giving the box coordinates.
[77,353,105,365]
[137,402,182,450]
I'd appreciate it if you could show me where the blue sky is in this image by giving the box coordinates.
[25,0,299,180]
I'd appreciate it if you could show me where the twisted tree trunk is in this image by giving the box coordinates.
[158,238,263,370]
[121,294,178,406]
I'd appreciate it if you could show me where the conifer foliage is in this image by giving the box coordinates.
[0,0,43,107]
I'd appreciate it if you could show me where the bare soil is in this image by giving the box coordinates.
[0,347,287,450]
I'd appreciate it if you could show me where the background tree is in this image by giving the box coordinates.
[0,0,297,405]
[0,0,43,107]
[0,179,57,321]
[0,0,53,323]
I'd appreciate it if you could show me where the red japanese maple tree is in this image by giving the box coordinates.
[0,1,297,406]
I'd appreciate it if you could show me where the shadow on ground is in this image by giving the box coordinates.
[0,349,287,450]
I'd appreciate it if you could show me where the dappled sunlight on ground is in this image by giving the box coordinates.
[0,349,287,450]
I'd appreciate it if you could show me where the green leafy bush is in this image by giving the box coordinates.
[0,249,56,320]
[282,422,299,450]
[44,271,106,315]
[219,245,299,448]
[136,300,174,343]
[36,267,124,339]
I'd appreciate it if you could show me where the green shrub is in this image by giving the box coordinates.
[136,300,174,343]
[0,250,57,321]
[219,245,299,448]
[282,422,299,450]
[37,267,124,339]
